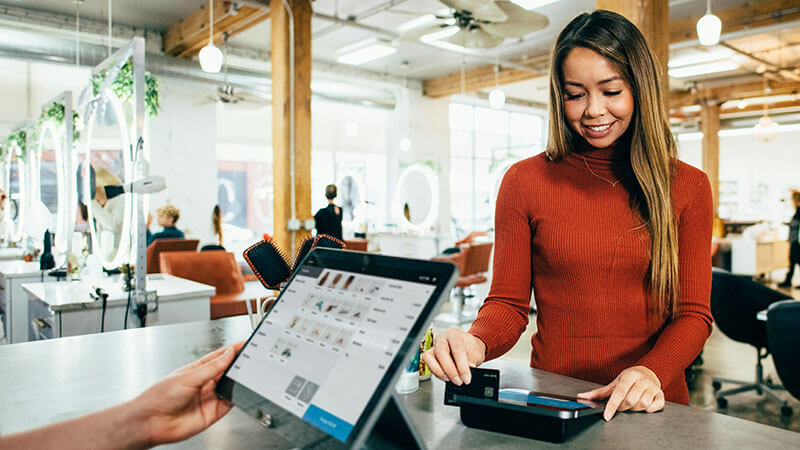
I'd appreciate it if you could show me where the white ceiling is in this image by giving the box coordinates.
[2,0,797,106]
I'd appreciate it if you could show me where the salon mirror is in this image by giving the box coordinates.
[82,89,134,268]
[338,174,361,223]
[392,164,439,232]
[30,123,59,246]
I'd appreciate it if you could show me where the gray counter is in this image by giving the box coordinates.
[0,316,797,448]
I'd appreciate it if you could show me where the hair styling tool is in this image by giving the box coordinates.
[243,239,292,289]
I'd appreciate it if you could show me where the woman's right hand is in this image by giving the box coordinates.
[421,328,486,386]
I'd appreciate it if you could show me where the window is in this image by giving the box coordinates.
[449,103,546,236]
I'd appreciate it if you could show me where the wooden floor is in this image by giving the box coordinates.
[434,275,800,433]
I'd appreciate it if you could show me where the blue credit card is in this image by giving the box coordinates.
[498,389,592,410]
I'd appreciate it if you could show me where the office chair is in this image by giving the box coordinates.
[710,268,790,409]
[767,300,800,417]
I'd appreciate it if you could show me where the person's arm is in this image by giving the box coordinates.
[579,170,714,419]
[423,165,532,385]
[0,342,244,449]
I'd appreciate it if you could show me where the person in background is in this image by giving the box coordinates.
[423,10,713,422]
[0,188,8,240]
[314,184,343,240]
[146,204,184,246]
[212,204,224,247]
[0,342,244,449]
[778,190,800,288]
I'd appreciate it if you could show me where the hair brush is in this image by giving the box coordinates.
[243,239,292,290]
[312,234,346,250]
[293,236,315,272]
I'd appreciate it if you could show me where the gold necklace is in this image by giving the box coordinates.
[582,156,623,187]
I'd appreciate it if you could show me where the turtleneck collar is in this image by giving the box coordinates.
[565,145,630,173]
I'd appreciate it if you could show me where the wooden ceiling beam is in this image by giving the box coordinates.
[671,99,800,119]
[423,54,549,98]
[670,80,800,108]
[164,0,269,58]
[670,0,800,44]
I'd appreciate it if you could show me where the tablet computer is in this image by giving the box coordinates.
[216,248,458,449]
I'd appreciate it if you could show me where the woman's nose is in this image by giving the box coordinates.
[585,94,606,118]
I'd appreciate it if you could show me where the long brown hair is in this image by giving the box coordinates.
[546,10,678,319]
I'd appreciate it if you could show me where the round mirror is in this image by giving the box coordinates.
[82,89,134,268]
[4,142,26,242]
[337,173,363,225]
[391,164,439,232]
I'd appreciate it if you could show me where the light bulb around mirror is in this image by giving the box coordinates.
[489,89,506,110]
[696,13,721,46]
[199,42,223,73]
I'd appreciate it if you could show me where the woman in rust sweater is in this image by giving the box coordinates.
[422,10,713,421]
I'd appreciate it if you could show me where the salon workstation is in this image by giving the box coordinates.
[1,0,799,448]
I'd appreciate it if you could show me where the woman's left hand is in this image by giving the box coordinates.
[577,365,665,421]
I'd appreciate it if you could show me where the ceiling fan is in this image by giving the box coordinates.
[201,33,269,107]
[397,0,549,49]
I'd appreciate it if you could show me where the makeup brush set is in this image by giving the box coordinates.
[243,234,346,290]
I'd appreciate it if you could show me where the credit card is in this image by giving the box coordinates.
[444,367,500,406]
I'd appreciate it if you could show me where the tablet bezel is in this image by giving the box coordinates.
[216,248,458,448]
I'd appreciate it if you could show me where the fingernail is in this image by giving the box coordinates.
[603,413,611,422]
[463,374,472,384]
[453,375,462,386]
[442,374,450,382]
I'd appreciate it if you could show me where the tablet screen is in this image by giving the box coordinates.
[223,260,440,443]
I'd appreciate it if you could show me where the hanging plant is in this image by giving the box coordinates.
[39,102,83,143]
[6,130,27,162]
[92,59,160,117]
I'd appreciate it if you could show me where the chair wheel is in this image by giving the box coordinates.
[717,397,728,409]
[712,381,722,391]
[781,406,793,417]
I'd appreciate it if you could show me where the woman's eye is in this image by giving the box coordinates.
[565,93,583,100]
[605,90,622,96]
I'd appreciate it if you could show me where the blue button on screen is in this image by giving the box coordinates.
[302,404,354,442]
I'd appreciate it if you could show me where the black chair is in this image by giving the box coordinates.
[767,300,800,416]
[710,268,790,408]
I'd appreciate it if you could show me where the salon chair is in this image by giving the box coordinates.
[159,250,267,320]
[710,268,790,409]
[767,300,800,416]
[146,238,199,273]
[344,238,368,252]
[432,240,493,325]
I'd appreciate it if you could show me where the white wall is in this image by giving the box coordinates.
[677,128,800,224]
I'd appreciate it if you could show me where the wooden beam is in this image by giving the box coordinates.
[700,103,720,213]
[672,99,800,118]
[670,80,800,108]
[272,0,313,254]
[670,0,800,44]
[164,0,269,58]
[423,61,546,98]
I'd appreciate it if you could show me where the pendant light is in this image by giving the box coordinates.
[489,63,505,110]
[696,0,721,46]
[199,0,223,73]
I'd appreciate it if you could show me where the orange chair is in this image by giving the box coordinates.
[146,239,199,273]
[432,241,493,325]
[344,238,368,252]
[159,250,267,320]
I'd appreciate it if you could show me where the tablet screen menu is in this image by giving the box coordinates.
[225,263,436,443]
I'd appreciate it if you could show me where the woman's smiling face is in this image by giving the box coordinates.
[561,47,634,151]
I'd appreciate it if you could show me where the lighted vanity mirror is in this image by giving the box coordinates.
[391,164,439,232]
[81,89,134,269]
[28,122,64,255]
[4,143,26,242]
[337,173,363,224]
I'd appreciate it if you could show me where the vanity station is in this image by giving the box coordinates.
[0,247,25,261]
[0,260,49,344]
[374,233,449,259]
[0,317,797,448]
[24,273,214,339]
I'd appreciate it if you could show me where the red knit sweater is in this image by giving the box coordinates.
[468,147,713,405]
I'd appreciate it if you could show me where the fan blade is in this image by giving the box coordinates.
[399,21,456,41]
[440,0,507,22]
[447,27,505,48]
[479,1,549,38]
